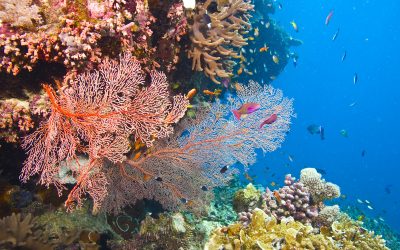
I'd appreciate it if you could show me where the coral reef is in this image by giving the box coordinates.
[189,0,254,84]
[0,213,53,249]
[300,167,341,203]
[262,174,319,224]
[232,183,262,213]
[206,208,388,250]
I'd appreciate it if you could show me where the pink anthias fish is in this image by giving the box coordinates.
[232,103,261,120]
[259,113,278,129]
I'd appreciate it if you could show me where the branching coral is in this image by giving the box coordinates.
[100,80,294,214]
[20,53,188,213]
[300,167,341,203]
[188,0,254,84]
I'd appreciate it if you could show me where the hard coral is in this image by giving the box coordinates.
[262,174,319,224]
[300,168,340,203]
[232,183,261,213]
[189,0,253,84]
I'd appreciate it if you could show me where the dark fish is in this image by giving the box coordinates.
[155,177,163,182]
[201,185,208,191]
[341,50,347,62]
[220,165,229,174]
[353,73,358,84]
[203,13,212,29]
[293,57,297,67]
[307,124,320,134]
[332,28,340,41]
[384,185,392,194]
[316,168,326,175]
[361,150,366,157]
[320,126,325,140]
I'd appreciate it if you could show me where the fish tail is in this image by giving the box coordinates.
[232,110,241,120]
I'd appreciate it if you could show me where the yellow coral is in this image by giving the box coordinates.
[206,209,388,250]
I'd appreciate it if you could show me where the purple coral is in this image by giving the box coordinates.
[262,174,318,224]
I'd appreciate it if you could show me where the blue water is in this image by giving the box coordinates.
[250,0,400,231]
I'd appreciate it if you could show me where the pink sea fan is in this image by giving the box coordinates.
[21,53,188,212]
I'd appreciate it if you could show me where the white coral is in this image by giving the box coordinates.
[300,168,340,203]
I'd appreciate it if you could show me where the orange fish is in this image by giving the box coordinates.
[237,67,243,75]
[244,172,254,182]
[133,152,141,160]
[232,103,261,120]
[186,88,197,100]
[273,191,281,203]
[143,174,152,181]
[203,89,222,96]
[259,46,269,52]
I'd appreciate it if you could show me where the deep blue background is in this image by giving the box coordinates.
[249,0,400,231]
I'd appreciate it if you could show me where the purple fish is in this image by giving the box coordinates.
[259,113,277,128]
[232,103,261,120]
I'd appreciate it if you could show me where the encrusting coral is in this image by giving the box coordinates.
[188,0,254,84]
[206,208,389,250]
[232,183,262,213]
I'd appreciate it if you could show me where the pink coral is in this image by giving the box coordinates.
[20,54,188,212]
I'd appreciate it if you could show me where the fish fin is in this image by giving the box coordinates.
[232,110,241,120]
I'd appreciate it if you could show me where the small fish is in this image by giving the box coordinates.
[237,67,243,75]
[340,129,348,137]
[134,139,142,151]
[232,102,261,120]
[361,150,366,157]
[385,185,392,194]
[325,10,334,25]
[272,55,279,64]
[155,176,163,182]
[341,50,347,61]
[133,152,141,160]
[249,49,254,53]
[365,200,370,204]
[293,57,297,67]
[220,165,229,174]
[143,174,152,181]
[340,194,347,199]
[357,215,365,221]
[203,89,222,96]
[367,205,373,210]
[379,217,385,222]
[270,181,276,187]
[180,198,188,204]
[259,113,277,128]
[172,82,180,89]
[201,185,208,191]
[221,78,230,88]
[254,28,259,37]
[332,28,340,41]
[248,36,255,41]
[273,191,281,203]
[353,73,358,84]
[290,20,298,32]
[349,101,357,107]
[278,3,283,10]
[266,22,270,29]
[320,126,325,140]
[186,88,197,100]
[244,172,254,182]
[288,155,294,162]
[259,46,269,52]
[203,13,212,29]
[357,199,364,204]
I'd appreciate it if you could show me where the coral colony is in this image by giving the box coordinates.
[0,0,395,249]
